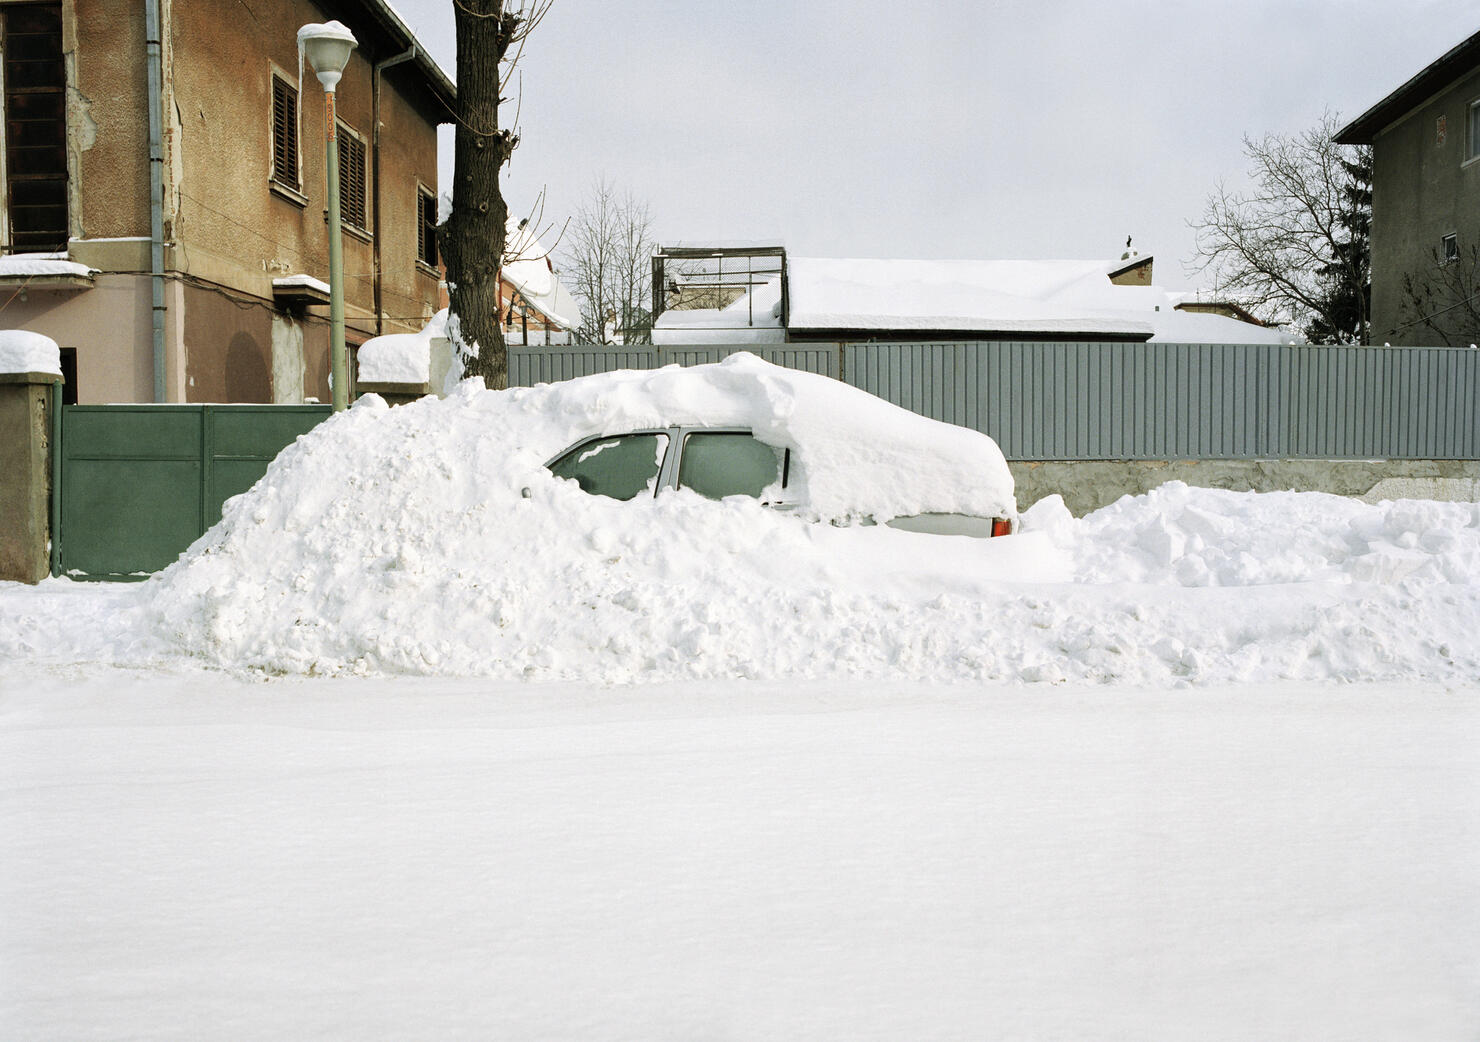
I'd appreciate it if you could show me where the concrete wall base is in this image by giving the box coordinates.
[1010,459,1480,516]
[0,375,55,583]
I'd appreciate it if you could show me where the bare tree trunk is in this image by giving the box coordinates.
[438,2,545,389]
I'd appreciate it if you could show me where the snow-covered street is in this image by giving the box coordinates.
[3,671,1477,1041]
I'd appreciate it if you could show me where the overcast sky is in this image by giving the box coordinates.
[391,0,1472,290]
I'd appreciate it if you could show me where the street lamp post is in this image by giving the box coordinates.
[298,20,357,412]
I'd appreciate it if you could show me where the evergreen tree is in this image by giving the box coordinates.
[1304,148,1372,344]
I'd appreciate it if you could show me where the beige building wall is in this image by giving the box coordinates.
[1369,67,1480,345]
[70,0,151,240]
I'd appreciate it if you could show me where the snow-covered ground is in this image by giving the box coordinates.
[2,362,1478,1037]
[2,671,1477,1040]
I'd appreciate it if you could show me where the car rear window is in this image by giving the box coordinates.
[548,433,669,501]
[677,432,785,500]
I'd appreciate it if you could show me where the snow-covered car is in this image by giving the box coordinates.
[540,356,1018,537]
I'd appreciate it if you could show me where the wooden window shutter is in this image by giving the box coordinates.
[337,126,366,231]
[417,188,438,267]
[271,76,298,190]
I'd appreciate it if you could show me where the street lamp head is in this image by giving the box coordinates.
[297,20,357,91]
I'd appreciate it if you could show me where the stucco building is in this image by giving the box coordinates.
[1338,28,1480,345]
[0,0,452,403]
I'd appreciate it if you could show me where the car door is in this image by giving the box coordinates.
[670,428,795,507]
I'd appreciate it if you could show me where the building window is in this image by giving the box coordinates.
[336,123,367,233]
[417,186,438,268]
[270,74,299,192]
[1442,233,1459,265]
[1469,99,1480,163]
[3,2,68,253]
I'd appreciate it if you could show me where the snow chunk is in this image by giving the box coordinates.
[357,309,447,384]
[0,329,61,375]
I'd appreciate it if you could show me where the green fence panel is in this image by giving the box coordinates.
[57,404,330,581]
[61,457,203,578]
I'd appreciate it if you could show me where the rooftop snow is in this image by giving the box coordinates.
[0,253,96,280]
[785,258,1155,336]
[272,274,332,295]
[503,218,582,331]
[653,255,1285,344]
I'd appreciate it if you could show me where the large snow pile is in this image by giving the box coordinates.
[0,329,61,375]
[122,356,1480,684]
[145,354,1022,678]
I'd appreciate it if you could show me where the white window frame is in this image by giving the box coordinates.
[1467,98,1480,164]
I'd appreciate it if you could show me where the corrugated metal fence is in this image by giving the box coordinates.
[510,341,1480,461]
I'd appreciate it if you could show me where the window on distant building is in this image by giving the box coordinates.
[417,186,438,268]
[3,2,68,253]
[1443,233,1459,265]
[336,123,367,233]
[1468,99,1480,162]
[270,74,299,193]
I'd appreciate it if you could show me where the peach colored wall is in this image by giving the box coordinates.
[0,275,153,403]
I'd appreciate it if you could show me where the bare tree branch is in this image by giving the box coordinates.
[1190,111,1371,343]
[561,178,655,344]
[1396,238,1480,346]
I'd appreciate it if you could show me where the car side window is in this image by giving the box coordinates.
[677,432,786,500]
[548,433,670,501]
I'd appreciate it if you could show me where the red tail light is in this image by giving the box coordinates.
[991,517,1013,538]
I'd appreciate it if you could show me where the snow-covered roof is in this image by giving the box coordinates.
[503,219,582,332]
[653,253,1286,345]
[786,258,1155,338]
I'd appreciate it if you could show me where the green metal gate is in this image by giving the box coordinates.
[54,404,331,580]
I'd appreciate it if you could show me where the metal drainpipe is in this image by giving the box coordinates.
[145,0,166,401]
[372,47,416,337]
